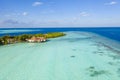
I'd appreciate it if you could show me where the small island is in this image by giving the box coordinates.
[0,32,66,45]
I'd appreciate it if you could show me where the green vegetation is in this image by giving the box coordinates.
[44,32,65,38]
[0,32,66,45]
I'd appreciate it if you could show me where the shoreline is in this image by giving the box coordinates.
[0,32,66,45]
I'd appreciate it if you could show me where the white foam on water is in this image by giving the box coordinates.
[0,31,120,80]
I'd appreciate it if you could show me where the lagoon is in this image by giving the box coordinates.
[0,31,120,80]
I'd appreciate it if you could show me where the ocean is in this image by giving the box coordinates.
[0,27,120,80]
[0,27,120,41]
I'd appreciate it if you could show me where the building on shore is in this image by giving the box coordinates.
[26,36,46,42]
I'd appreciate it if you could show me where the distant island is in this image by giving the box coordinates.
[0,32,66,45]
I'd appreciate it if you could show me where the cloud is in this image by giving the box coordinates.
[4,14,11,17]
[22,12,28,16]
[80,12,90,17]
[2,19,19,24]
[4,13,21,18]
[105,1,117,5]
[0,19,20,27]
[32,2,43,6]
[0,19,34,28]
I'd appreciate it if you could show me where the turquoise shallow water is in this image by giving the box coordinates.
[0,31,120,80]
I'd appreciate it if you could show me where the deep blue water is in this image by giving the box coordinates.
[0,27,120,42]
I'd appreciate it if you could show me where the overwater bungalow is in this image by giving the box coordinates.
[26,36,46,43]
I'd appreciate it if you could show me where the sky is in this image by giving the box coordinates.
[0,0,120,28]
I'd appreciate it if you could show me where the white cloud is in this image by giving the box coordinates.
[2,19,19,24]
[22,12,28,16]
[4,13,21,17]
[105,1,117,5]
[0,19,34,28]
[4,14,11,17]
[80,12,90,17]
[32,2,43,6]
